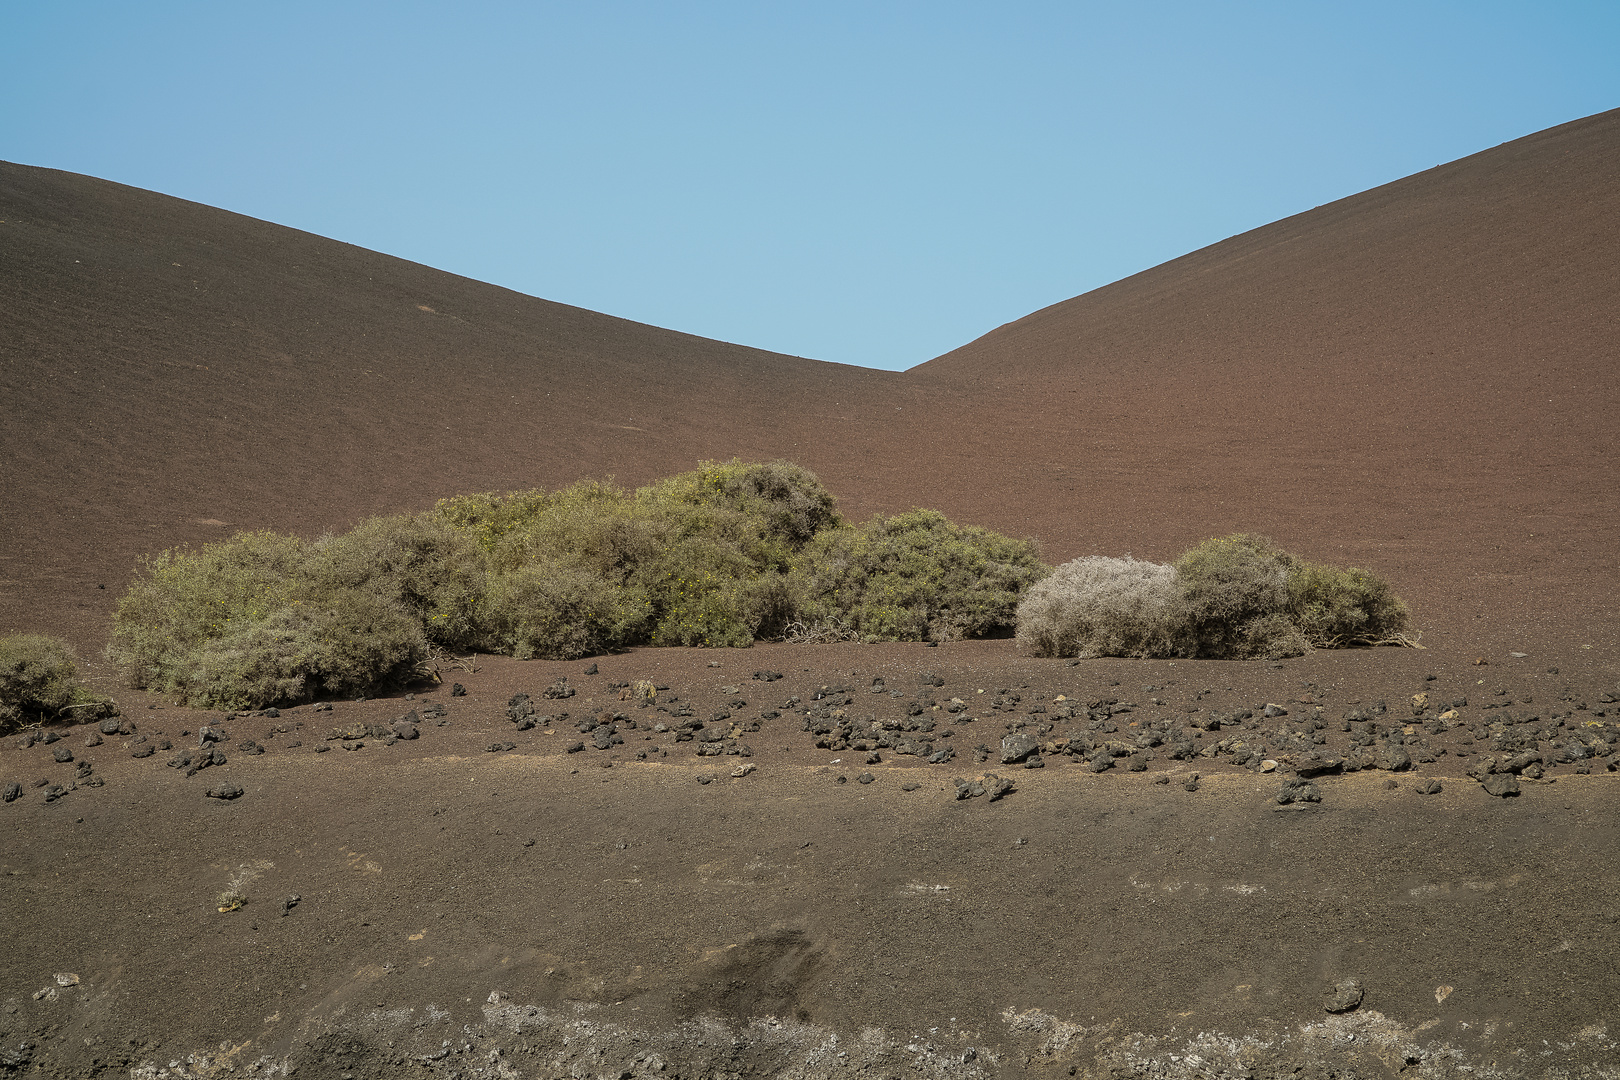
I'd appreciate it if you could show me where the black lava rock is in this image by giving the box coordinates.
[1000,732,1038,765]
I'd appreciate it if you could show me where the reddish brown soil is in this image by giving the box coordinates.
[1,110,1618,1078]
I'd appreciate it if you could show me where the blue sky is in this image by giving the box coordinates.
[5,2,1617,370]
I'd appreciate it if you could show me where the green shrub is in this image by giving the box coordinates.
[0,634,116,732]
[109,531,305,692]
[480,559,653,660]
[108,461,1054,702]
[633,537,770,648]
[792,510,1046,642]
[1016,556,1182,659]
[156,592,428,710]
[300,514,486,648]
[1288,562,1409,646]
[1172,534,1308,659]
[477,480,664,581]
[433,486,560,555]
[640,459,841,559]
[444,461,836,650]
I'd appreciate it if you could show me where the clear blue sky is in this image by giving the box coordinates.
[6,2,1617,371]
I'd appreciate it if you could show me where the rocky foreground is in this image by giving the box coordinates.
[3,639,1618,1079]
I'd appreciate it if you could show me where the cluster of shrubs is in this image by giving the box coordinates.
[102,460,1413,710]
[1015,534,1410,661]
[0,634,117,734]
[108,461,1048,709]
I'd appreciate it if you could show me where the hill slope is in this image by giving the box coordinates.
[4,110,1619,658]
[0,163,900,648]
[3,116,1620,1080]
[894,109,1620,651]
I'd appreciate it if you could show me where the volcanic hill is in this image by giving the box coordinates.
[1,111,1618,1080]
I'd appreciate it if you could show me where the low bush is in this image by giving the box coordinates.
[1287,561,1409,646]
[108,461,1044,705]
[108,530,305,693]
[480,559,653,660]
[1015,556,1181,659]
[1172,534,1309,660]
[0,634,116,732]
[792,510,1047,642]
[169,593,428,710]
[1017,534,1408,660]
[300,514,486,648]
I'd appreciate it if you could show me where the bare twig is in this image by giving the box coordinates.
[776,618,860,645]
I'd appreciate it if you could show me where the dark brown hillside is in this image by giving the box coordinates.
[891,109,1620,653]
[4,110,1620,660]
[0,162,904,651]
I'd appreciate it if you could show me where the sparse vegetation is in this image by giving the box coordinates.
[0,634,118,733]
[1287,560,1410,647]
[109,461,1044,707]
[1172,534,1310,660]
[790,510,1046,643]
[1017,534,1411,660]
[1014,555,1181,660]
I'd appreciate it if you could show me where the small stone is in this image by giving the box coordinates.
[1374,744,1412,772]
[52,746,74,763]
[1480,773,1520,798]
[1000,732,1038,765]
[206,783,244,800]
[857,771,875,785]
[900,782,921,792]
[1324,979,1364,1013]
[1415,778,1443,795]
[1275,777,1322,805]
[1259,759,1277,773]
[451,683,466,697]
[583,663,599,675]
[695,774,714,785]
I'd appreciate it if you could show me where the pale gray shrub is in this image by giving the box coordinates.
[1016,555,1183,659]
